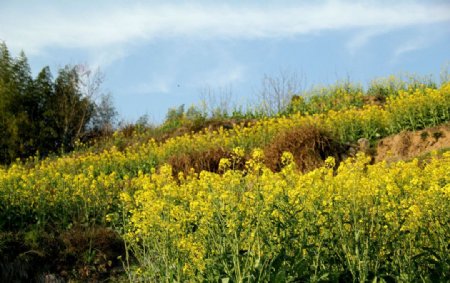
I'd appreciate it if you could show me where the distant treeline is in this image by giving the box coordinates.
[0,42,116,164]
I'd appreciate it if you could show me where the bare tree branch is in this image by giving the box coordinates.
[257,69,306,116]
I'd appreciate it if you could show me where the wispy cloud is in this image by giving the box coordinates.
[89,47,128,70]
[390,24,450,63]
[346,28,388,54]
[132,81,171,94]
[1,1,449,55]
[200,64,246,87]
[394,38,429,58]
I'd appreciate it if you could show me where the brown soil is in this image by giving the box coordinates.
[375,123,450,162]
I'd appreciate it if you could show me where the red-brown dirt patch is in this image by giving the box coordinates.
[375,123,450,162]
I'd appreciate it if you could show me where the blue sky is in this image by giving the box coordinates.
[1,0,449,123]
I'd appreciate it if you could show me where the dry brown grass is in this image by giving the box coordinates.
[167,147,231,176]
[264,124,346,172]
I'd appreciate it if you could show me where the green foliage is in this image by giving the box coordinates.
[91,93,118,135]
[53,65,95,151]
[367,74,438,100]
[290,80,365,115]
[0,42,117,164]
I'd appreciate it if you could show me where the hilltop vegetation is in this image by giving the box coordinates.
[0,42,449,282]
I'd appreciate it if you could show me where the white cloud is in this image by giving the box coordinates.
[390,24,450,63]
[347,28,388,54]
[89,48,128,70]
[1,1,449,55]
[131,79,172,94]
[201,64,246,87]
[394,38,428,58]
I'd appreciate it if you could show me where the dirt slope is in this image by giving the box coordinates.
[375,123,450,162]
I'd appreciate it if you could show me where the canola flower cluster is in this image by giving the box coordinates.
[0,83,449,281]
[122,151,450,282]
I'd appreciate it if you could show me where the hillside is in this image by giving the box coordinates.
[1,81,449,282]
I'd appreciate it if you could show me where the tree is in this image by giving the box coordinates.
[91,93,117,135]
[32,67,58,155]
[13,51,36,156]
[0,42,117,163]
[53,65,94,151]
[0,80,19,163]
[257,70,306,116]
[199,84,233,118]
[0,43,27,162]
[0,42,13,84]
[11,51,32,99]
